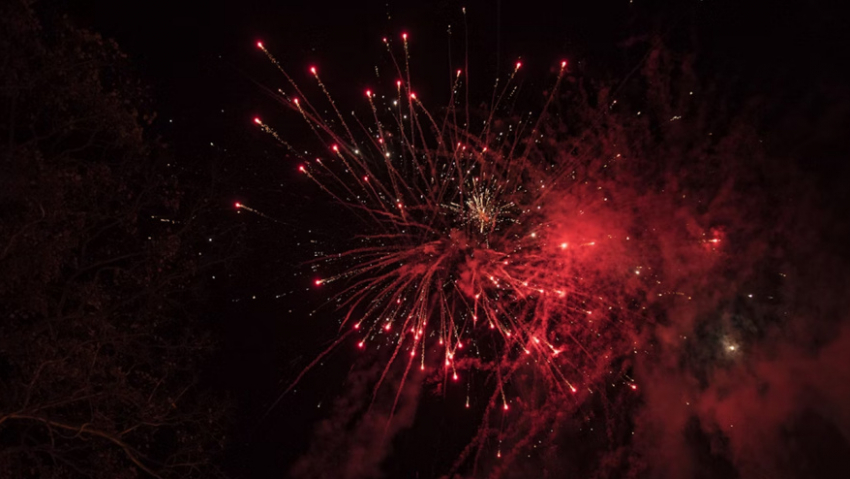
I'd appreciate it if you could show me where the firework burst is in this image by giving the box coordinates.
[248,32,675,473]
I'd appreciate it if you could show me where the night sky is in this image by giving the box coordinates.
[12,0,850,477]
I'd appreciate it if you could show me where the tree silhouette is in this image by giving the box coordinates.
[1,2,229,477]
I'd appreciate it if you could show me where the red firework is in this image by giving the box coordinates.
[249,33,659,470]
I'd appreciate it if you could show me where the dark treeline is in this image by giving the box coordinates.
[0,2,237,477]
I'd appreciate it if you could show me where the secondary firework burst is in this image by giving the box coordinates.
[250,33,643,436]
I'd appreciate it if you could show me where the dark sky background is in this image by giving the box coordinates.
[59,1,850,477]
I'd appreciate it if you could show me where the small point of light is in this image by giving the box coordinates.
[402,33,408,40]
[560,242,568,249]
[309,66,317,74]
[456,69,462,76]
[503,403,509,410]
[332,145,339,152]
[314,279,322,286]
[515,61,522,69]
[298,165,306,172]
[354,324,360,330]
[256,41,264,49]
[630,384,638,390]
[410,92,416,99]
[234,202,242,208]
[570,386,577,393]
[358,341,364,348]
[453,373,458,380]
[396,80,402,88]
[253,117,262,124]
[561,60,567,68]
[365,89,371,97]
